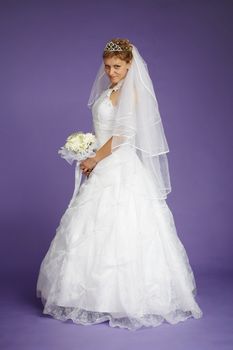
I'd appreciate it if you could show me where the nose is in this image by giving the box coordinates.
[109,67,115,76]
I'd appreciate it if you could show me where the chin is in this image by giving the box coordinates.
[111,77,121,83]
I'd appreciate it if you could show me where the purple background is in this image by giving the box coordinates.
[1,0,233,349]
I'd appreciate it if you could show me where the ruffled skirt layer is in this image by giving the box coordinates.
[36,146,203,330]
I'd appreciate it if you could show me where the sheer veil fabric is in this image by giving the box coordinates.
[88,45,171,199]
[36,43,203,331]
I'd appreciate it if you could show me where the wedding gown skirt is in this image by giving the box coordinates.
[36,88,203,331]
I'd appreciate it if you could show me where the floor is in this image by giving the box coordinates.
[0,269,233,350]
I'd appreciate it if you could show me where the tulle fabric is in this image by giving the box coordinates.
[36,86,203,330]
[36,145,203,330]
[88,45,171,200]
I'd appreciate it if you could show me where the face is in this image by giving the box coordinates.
[104,56,131,85]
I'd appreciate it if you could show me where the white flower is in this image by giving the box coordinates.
[58,131,98,164]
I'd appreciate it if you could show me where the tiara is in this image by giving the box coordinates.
[104,41,131,52]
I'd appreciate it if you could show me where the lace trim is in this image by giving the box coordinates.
[37,293,203,331]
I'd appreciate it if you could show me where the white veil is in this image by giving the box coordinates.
[87,44,171,199]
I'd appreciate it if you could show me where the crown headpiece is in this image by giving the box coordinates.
[104,41,131,52]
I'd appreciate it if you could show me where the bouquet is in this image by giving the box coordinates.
[58,131,98,165]
[58,131,99,208]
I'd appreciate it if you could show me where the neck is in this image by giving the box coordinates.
[109,78,125,89]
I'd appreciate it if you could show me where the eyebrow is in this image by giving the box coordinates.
[104,64,121,66]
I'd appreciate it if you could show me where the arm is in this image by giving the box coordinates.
[93,136,113,163]
[81,88,130,175]
[94,134,126,163]
[80,136,113,175]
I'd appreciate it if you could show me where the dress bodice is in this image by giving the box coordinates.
[92,79,124,148]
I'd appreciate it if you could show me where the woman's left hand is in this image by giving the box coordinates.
[80,157,97,175]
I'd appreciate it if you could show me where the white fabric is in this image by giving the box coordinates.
[36,91,203,331]
[88,45,171,199]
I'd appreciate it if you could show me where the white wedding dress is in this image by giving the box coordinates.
[36,84,203,331]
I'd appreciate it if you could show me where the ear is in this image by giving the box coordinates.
[126,60,132,70]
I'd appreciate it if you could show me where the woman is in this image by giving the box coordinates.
[36,38,203,331]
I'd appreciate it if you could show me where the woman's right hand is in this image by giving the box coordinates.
[80,166,92,178]
[80,161,97,178]
[83,168,92,177]
[81,157,98,171]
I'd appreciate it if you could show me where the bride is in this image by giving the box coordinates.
[36,38,203,331]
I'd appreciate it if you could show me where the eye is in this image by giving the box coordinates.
[114,65,121,68]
